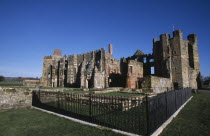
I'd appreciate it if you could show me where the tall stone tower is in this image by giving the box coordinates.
[153,30,200,89]
[187,34,200,89]
[41,49,63,87]
[170,30,189,88]
[187,34,200,73]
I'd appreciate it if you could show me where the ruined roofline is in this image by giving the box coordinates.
[133,49,145,56]
[43,55,52,59]
[67,48,106,58]
[153,30,197,43]
[65,44,115,58]
[44,46,111,58]
[42,44,114,58]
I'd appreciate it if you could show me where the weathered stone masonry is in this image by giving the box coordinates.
[41,44,121,89]
[41,30,200,92]
[0,87,32,110]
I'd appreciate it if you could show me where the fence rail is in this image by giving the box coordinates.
[32,88,192,135]
[146,88,192,135]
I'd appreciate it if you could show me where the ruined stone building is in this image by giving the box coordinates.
[41,44,120,88]
[41,30,200,93]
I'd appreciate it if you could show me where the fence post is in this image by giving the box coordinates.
[181,89,183,105]
[165,92,168,119]
[190,88,192,97]
[38,89,41,101]
[89,93,92,121]
[57,91,60,109]
[145,94,150,136]
[38,89,41,106]
[175,90,177,110]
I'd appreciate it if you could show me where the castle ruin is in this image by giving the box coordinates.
[41,30,200,93]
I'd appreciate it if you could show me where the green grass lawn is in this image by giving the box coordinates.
[0,81,23,86]
[41,87,68,89]
[94,92,144,97]
[63,90,91,93]
[160,93,210,136]
[0,109,124,136]
[36,101,145,135]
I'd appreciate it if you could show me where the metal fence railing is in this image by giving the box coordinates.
[146,88,192,135]
[32,88,192,136]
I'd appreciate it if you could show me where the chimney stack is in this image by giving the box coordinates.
[108,44,113,55]
[53,49,62,56]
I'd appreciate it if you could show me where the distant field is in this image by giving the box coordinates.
[0,80,23,86]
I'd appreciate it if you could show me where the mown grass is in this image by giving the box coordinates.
[0,109,123,136]
[63,90,91,93]
[0,81,23,86]
[37,99,146,135]
[94,92,144,97]
[160,93,210,136]
[40,87,68,89]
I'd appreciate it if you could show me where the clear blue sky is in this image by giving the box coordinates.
[0,0,209,77]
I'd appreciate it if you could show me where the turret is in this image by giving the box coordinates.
[188,34,197,43]
[160,33,170,41]
[153,38,158,44]
[173,30,183,39]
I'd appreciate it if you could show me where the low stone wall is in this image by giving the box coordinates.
[92,87,122,94]
[142,76,172,93]
[23,80,40,87]
[151,76,171,93]
[0,87,32,110]
[32,88,87,92]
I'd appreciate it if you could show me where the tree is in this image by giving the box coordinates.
[0,76,5,82]
[204,76,210,81]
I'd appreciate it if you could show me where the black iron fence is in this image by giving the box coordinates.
[146,88,192,135]
[32,88,192,135]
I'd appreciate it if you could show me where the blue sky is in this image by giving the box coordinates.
[0,0,209,77]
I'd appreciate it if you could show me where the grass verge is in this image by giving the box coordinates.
[63,90,90,93]
[160,93,210,136]
[94,92,144,97]
[0,109,123,136]
[0,81,23,86]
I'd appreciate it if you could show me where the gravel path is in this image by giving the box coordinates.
[197,89,210,94]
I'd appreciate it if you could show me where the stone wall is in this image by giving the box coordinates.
[23,80,40,87]
[142,76,171,93]
[126,60,143,88]
[0,87,32,110]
